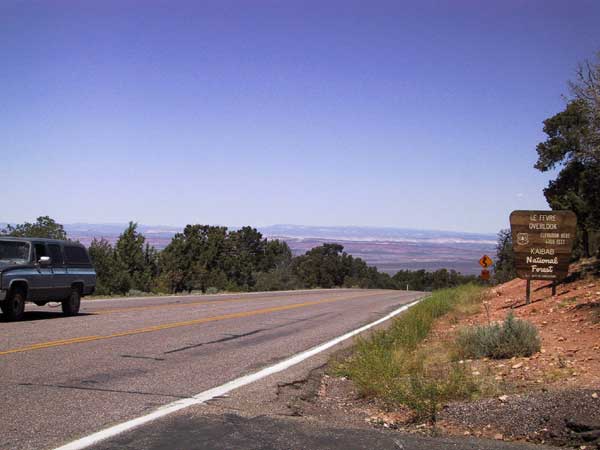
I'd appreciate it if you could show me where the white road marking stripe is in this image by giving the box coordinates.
[54,296,424,450]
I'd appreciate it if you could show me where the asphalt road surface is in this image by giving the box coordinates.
[92,413,557,450]
[1,289,426,450]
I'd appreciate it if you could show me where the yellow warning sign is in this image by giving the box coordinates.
[479,255,493,268]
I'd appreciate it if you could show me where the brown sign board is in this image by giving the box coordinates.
[509,210,577,281]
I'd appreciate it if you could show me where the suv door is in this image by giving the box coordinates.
[31,243,54,301]
[64,244,93,294]
[48,243,69,300]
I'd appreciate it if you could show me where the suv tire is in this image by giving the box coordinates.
[2,288,26,321]
[62,288,81,316]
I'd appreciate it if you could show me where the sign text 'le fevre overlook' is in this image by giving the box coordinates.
[510,210,577,281]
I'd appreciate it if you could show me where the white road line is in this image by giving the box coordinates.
[54,295,425,450]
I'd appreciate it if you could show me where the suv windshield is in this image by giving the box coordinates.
[0,240,30,265]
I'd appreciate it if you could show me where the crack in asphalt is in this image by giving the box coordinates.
[163,311,337,356]
[121,354,166,361]
[163,328,266,354]
[17,382,188,399]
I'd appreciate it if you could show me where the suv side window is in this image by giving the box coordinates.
[34,243,48,262]
[48,244,64,266]
[64,245,91,265]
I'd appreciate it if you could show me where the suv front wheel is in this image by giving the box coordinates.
[2,288,26,321]
[62,288,81,316]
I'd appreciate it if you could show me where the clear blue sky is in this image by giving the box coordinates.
[2,1,599,233]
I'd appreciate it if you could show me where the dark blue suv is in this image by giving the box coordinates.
[0,238,96,321]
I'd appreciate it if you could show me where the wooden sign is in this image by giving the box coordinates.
[479,255,493,268]
[509,210,577,281]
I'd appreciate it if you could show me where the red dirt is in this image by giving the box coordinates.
[455,274,600,390]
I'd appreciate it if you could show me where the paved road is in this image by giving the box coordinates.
[1,289,423,450]
[92,413,557,450]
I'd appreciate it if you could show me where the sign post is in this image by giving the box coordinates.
[509,210,577,304]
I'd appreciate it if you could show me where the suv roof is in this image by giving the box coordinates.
[0,237,83,246]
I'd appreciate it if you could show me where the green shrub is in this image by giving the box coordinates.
[455,312,541,359]
[205,287,219,295]
[393,356,480,423]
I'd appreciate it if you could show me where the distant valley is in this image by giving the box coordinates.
[53,223,496,275]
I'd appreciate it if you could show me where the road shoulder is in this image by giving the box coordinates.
[88,324,558,450]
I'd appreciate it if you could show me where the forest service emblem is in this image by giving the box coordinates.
[517,233,529,246]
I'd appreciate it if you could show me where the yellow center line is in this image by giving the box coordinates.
[90,291,354,315]
[0,292,389,356]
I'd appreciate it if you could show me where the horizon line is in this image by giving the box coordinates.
[1,220,498,236]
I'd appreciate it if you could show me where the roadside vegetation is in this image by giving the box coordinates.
[336,284,543,424]
[337,285,486,423]
[1,217,479,297]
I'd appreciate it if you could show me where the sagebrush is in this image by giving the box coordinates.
[455,312,541,360]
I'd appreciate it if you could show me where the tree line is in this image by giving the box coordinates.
[1,217,478,295]
[533,53,600,260]
[392,268,477,291]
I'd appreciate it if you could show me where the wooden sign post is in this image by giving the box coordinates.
[509,210,577,304]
